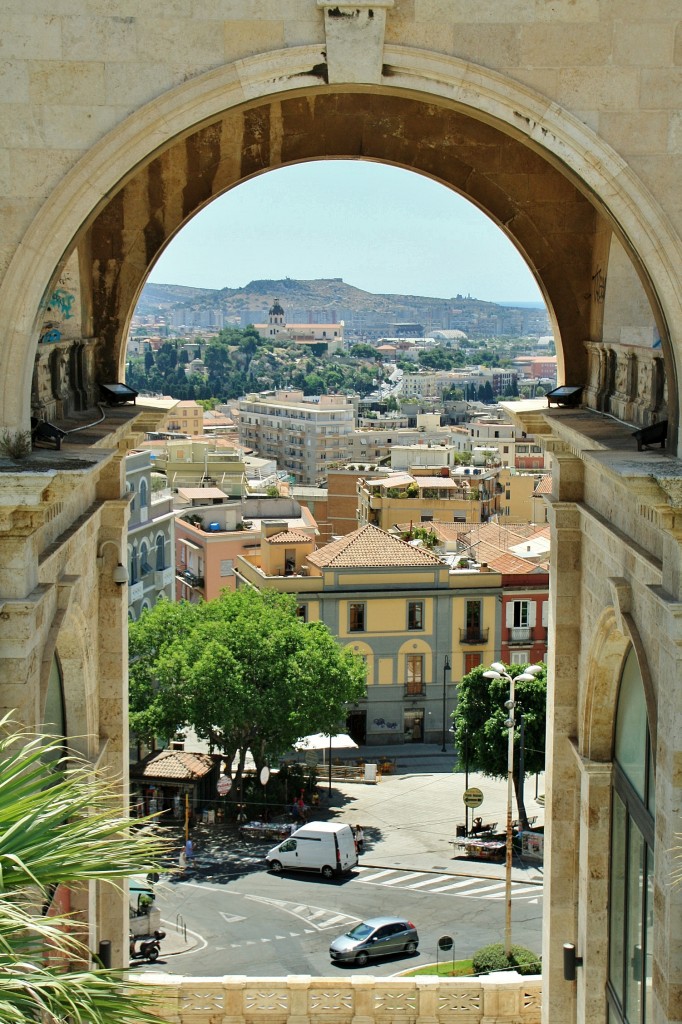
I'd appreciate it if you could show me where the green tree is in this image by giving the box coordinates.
[452,662,547,829]
[129,590,366,784]
[0,714,169,1024]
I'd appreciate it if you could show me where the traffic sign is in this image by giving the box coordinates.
[217,775,232,796]
[463,787,484,808]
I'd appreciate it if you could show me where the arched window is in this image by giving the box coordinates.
[129,481,136,511]
[43,653,66,746]
[130,543,138,584]
[139,478,148,511]
[156,534,166,570]
[140,541,152,576]
[608,648,654,1024]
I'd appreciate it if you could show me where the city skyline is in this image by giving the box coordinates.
[147,161,546,307]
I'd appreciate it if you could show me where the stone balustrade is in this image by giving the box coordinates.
[139,972,542,1024]
[583,341,666,429]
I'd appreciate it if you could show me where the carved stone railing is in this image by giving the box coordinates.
[140,972,542,1024]
[583,341,666,429]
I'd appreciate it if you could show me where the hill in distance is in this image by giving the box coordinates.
[137,278,544,323]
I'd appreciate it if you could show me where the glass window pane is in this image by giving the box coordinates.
[644,846,654,1024]
[614,649,647,799]
[609,793,627,1004]
[625,822,644,1022]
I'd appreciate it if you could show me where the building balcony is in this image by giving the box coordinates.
[177,569,204,589]
[155,567,174,589]
[459,627,489,645]
[508,626,532,643]
[404,683,425,697]
[128,581,144,603]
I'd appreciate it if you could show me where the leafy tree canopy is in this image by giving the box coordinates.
[452,661,546,827]
[129,590,366,780]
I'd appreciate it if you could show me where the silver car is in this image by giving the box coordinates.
[329,916,419,967]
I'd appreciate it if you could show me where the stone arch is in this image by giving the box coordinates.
[41,603,97,760]
[2,47,681,445]
[581,605,656,764]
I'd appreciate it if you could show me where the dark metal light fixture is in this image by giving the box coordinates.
[98,382,138,405]
[563,942,583,981]
[546,385,583,408]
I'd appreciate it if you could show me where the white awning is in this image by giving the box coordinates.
[179,538,201,551]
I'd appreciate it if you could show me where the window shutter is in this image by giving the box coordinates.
[506,602,515,627]
[528,602,537,627]
[542,601,549,627]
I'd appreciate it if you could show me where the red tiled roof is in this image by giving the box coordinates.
[307,523,443,568]
[130,749,216,781]
[534,475,553,494]
[267,530,313,544]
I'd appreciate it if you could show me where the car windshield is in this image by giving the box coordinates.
[347,923,374,940]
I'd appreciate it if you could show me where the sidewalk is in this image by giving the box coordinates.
[148,743,544,957]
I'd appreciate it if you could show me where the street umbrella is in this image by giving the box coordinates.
[295,733,358,764]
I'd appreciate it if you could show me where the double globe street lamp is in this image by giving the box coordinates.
[482,661,544,958]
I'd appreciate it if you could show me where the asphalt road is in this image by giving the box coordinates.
[136,860,542,977]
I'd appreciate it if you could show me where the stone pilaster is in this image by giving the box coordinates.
[574,749,612,1024]
[542,497,583,1024]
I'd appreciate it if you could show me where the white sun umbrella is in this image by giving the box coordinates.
[295,732,358,765]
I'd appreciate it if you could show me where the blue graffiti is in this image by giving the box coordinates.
[48,288,75,319]
[40,328,62,344]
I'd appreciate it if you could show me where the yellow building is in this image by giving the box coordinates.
[357,470,500,529]
[236,523,499,745]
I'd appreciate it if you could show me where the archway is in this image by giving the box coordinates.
[0,50,678,449]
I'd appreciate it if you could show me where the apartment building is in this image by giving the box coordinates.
[357,467,501,530]
[237,390,355,486]
[166,399,203,436]
[125,450,176,620]
[174,494,318,602]
[234,522,499,745]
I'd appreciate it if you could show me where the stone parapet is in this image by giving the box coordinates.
[138,973,541,1024]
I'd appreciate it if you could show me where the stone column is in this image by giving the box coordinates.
[542,448,584,1024]
[575,752,612,1024]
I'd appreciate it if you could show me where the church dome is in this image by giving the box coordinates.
[269,298,284,317]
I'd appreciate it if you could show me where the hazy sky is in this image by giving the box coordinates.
[147,160,545,306]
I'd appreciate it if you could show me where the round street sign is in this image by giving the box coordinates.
[217,775,232,797]
[463,787,484,808]
[438,935,454,952]
[260,766,270,786]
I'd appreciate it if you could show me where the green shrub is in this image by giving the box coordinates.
[472,943,541,976]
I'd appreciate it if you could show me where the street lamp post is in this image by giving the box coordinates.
[441,655,451,752]
[482,661,543,958]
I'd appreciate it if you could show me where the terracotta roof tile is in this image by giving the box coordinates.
[534,475,553,495]
[130,749,216,781]
[307,523,443,568]
[267,530,313,544]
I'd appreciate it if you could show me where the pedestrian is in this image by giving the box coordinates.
[185,836,194,863]
[178,849,187,874]
[354,824,364,853]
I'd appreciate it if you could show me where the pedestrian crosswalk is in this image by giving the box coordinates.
[354,866,542,901]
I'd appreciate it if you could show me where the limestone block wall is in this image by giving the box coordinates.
[1,2,680,279]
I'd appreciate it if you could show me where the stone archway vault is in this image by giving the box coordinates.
[2,45,682,450]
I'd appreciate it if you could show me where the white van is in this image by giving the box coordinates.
[266,822,358,879]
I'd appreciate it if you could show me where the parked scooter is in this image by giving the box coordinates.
[129,929,166,962]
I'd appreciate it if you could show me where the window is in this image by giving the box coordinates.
[464,651,482,674]
[140,541,152,575]
[129,544,138,584]
[465,600,481,636]
[139,478,148,510]
[408,601,423,630]
[507,600,535,640]
[296,604,308,622]
[510,651,530,665]
[406,654,424,694]
[155,534,165,570]
[349,603,365,632]
[608,649,655,1024]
